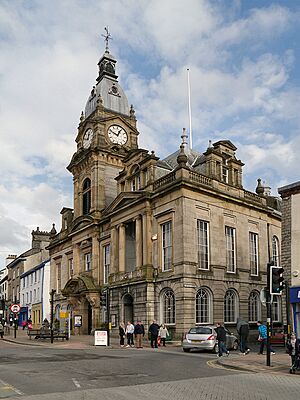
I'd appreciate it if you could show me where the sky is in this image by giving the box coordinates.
[0,0,300,268]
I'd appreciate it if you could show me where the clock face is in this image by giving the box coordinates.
[108,125,128,145]
[83,128,94,148]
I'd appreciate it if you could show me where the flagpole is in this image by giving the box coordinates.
[187,68,193,149]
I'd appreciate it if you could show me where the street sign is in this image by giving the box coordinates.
[94,330,108,346]
[10,304,20,313]
[260,288,273,307]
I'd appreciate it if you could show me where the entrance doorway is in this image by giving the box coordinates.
[123,294,134,323]
[88,302,92,335]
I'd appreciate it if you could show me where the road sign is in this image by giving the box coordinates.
[10,304,20,313]
[260,288,273,307]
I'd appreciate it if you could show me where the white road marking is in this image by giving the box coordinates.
[0,377,24,395]
[72,377,81,388]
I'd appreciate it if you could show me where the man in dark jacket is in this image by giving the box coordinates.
[134,320,145,348]
[149,320,160,348]
[215,322,229,357]
[236,318,250,355]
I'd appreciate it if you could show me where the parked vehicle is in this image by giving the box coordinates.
[182,325,238,353]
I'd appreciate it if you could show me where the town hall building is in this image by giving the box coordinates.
[48,36,281,338]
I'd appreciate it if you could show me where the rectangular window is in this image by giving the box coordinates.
[85,253,92,271]
[162,221,172,271]
[197,220,209,270]
[222,167,228,183]
[249,232,259,276]
[103,244,110,284]
[30,291,32,303]
[68,258,74,278]
[26,292,29,303]
[34,271,37,283]
[22,294,25,305]
[225,226,236,273]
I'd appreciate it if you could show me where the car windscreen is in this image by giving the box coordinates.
[189,327,212,335]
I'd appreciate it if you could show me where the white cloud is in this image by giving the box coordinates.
[0,0,300,266]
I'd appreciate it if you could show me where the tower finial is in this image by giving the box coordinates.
[102,26,112,52]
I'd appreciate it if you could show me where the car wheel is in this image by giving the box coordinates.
[232,340,238,351]
[183,348,190,353]
[213,344,219,354]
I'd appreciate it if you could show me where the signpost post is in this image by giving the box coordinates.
[10,304,20,339]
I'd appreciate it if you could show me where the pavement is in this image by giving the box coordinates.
[2,328,295,376]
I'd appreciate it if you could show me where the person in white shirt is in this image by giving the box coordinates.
[125,321,134,347]
[159,324,169,347]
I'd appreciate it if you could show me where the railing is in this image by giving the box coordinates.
[189,171,212,186]
[153,172,176,190]
[244,190,264,204]
[109,266,153,283]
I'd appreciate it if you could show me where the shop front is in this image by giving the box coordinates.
[290,286,300,337]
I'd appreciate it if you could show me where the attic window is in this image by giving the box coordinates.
[222,167,228,183]
[131,166,141,191]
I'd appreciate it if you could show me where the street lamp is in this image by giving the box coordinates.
[50,289,56,344]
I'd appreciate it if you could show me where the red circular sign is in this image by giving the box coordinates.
[10,304,20,313]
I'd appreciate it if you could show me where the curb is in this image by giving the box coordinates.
[216,359,290,375]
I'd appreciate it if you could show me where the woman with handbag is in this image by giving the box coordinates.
[119,321,126,347]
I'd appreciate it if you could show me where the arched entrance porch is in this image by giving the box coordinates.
[62,275,102,334]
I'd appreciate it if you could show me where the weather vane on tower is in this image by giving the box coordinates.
[102,26,112,52]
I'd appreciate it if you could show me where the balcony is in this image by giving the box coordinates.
[109,265,154,285]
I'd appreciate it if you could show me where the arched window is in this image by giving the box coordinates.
[82,178,91,215]
[224,289,238,323]
[272,296,281,322]
[272,236,280,266]
[248,291,260,323]
[196,288,212,324]
[161,289,175,324]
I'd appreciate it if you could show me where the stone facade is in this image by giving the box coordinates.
[279,181,300,336]
[48,43,282,338]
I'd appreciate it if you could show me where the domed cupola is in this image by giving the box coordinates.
[85,28,130,118]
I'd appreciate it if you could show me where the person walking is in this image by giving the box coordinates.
[215,322,229,357]
[286,332,300,373]
[134,320,145,348]
[125,321,135,347]
[236,317,250,355]
[119,321,126,347]
[149,320,160,348]
[0,321,4,339]
[159,324,169,347]
[257,321,275,355]
[22,320,27,330]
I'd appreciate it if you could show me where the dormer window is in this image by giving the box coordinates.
[82,178,91,215]
[131,166,141,191]
[222,167,228,183]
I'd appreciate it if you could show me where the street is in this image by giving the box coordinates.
[0,340,300,399]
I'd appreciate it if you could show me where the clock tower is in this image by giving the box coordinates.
[67,36,139,220]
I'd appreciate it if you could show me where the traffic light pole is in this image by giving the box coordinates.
[50,289,56,344]
[266,263,272,367]
[107,289,110,347]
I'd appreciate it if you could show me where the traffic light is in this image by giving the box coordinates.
[100,290,107,307]
[270,266,284,295]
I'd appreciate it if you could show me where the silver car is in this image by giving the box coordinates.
[182,325,238,353]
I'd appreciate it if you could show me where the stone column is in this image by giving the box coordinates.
[110,226,118,274]
[119,223,126,273]
[135,215,142,269]
[142,211,152,266]
[73,178,80,218]
[92,236,100,285]
[73,243,80,276]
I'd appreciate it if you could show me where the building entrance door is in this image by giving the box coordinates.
[88,302,92,335]
[123,294,133,323]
